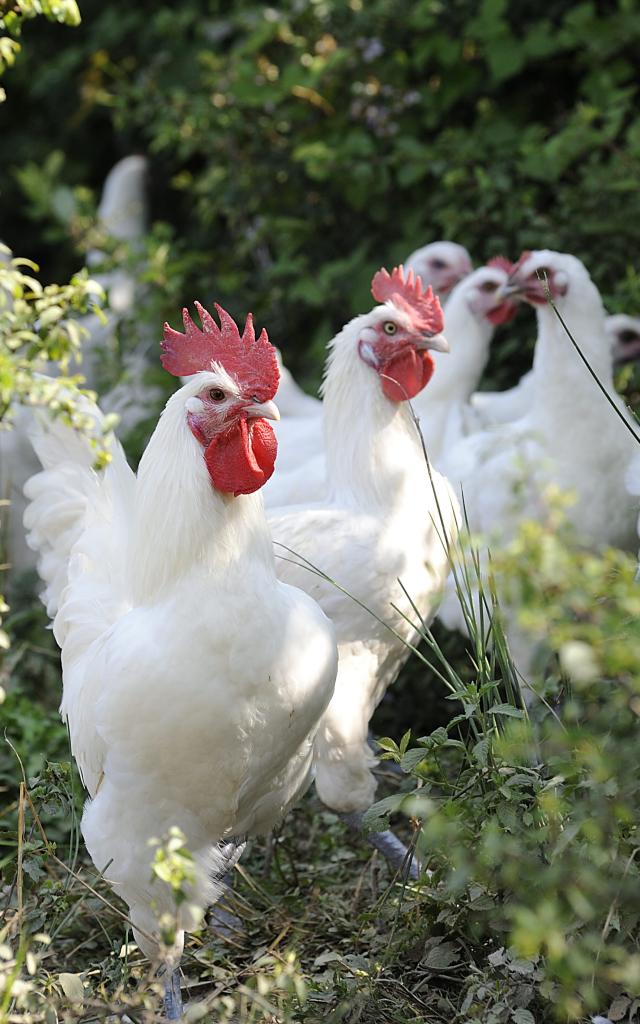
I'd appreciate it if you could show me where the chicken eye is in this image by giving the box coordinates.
[620,330,640,344]
[480,281,498,293]
[209,387,226,402]
[383,321,398,335]
[431,258,446,270]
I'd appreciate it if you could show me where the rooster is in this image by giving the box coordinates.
[267,267,459,872]
[439,250,639,686]
[23,304,338,1018]
[271,241,472,487]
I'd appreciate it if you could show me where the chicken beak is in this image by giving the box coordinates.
[501,280,524,298]
[418,331,449,354]
[245,398,280,421]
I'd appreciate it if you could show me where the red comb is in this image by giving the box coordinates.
[487,256,515,274]
[161,302,279,401]
[371,265,444,334]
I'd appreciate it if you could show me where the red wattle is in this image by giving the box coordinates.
[379,348,434,402]
[487,301,518,326]
[204,418,277,496]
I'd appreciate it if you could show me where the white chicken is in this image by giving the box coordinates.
[264,245,475,506]
[410,258,518,465]
[470,311,640,429]
[23,303,338,1018]
[267,267,460,871]
[608,313,640,367]
[264,259,514,508]
[404,240,473,302]
[270,241,473,490]
[439,250,640,685]
[1,156,150,583]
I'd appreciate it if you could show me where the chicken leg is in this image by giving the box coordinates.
[339,810,420,880]
[162,837,248,1019]
[162,965,183,1020]
[208,837,247,940]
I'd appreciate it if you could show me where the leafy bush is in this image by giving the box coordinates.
[2,0,640,391]
[0,9,111,657]
[369,507,640,1019]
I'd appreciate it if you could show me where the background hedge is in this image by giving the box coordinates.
[2,0,640,400]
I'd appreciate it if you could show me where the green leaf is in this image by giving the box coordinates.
[399,729,412,756]
[400,747,428,772]
[472,737,490,766]
[361,793,407,833]
[488,703,525,718]
[512,1010,535,1024]
[374,736,399,754]
[423,941,459,970]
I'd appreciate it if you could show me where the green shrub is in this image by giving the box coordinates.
[369,509,640,1019]
[2,0,640,390]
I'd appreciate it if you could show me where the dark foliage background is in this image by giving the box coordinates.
[2,0,640,396]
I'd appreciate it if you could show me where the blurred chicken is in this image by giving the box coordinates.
[268,267,459,872]
[470,312,640,428]
[608,313,640,366]
[1,156,151,583]
[82,155,154,431]
[404,240,473,303]
[439,250,640,687]
[411,258,518,464]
